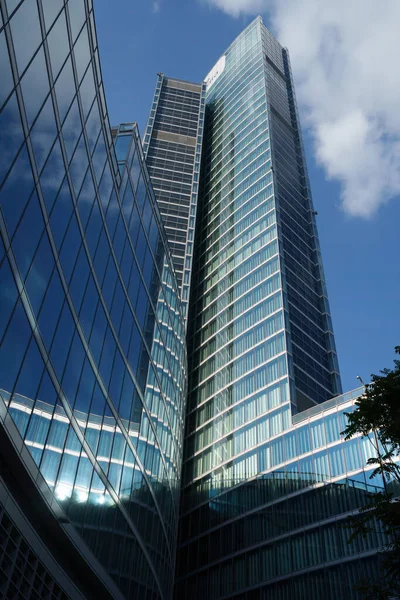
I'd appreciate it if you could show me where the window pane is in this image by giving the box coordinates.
[79,65,95,120]
[30,96,57,172]
[67,0,86,42]
[47,10,70,80]
[40,138,65,213]
[115,135,132,162]
[0,31,13,109]
[42,0,63,31]
[62,98,82,162]
[0,258,18,343]
[25,231,54,316]
[0,146,34,236]
[12,192,44,280]
[0,93,24,187]
[55,58,75,124]
[20,47,49,127]
[10,1,41,74]
[73,25,90,83]
[0,301,31,395]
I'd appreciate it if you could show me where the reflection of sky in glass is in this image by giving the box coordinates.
[0,2,186,596]
[176,17,386,600]
[1,4,389,599]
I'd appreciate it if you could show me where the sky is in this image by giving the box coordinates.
[94,0,400,393]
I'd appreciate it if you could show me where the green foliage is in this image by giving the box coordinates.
[342,347,400,599]
[344,346,400,472]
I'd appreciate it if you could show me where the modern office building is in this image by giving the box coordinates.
[176,388,391,598]
[175,16,389,600]
[0,1,186,598]
[143,76,206,321]
[0,3,391,600]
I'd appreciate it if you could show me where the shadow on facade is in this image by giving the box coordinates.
[175,471,397,599]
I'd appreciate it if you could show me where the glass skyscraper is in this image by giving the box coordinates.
[176,17,388,599]
[143,76,206,321]
[0,4,390,600]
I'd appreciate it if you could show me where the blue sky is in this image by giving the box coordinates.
[94,0,400,393]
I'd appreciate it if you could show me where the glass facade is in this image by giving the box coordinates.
[176,16,385,599]
[0,2,186,598]
[143,76,206,321]
[264,25,342,410]
[182,15,343,510]
[177,389,397,598]
[0,5,388,600]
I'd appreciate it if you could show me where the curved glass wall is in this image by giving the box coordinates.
[0,2,186,598]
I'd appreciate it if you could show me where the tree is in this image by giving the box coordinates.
[343,346,400,598]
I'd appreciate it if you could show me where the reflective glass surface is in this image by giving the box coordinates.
[177,388,395,599]
[0,6,387,600]
[143,77,206,322]
[0,3,186,598]
[177,17,382,599]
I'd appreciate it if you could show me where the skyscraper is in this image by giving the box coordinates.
[0,4,390,600]
[182,15,342,491]
[143,76,206,321]
[175,17,388,599]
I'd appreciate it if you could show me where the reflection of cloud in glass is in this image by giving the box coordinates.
[0,30,14,108]
[1,4,187,585]
[92,135,107,183]
[55,58,75,123]
[0,146,35,235]
[98,163,114,210]
[77,169,96,219]
[20,47,50,127]
[9,0,41,75]
[79,66,96,120]
[41,0,64,32]
[47,11,70,80]
[69,137,89,196]
[62,99,82,161]
[73,26,90,83]
[39,140,65,210]
[67,0,86,42]
[85,100,101,153]
[30,97,57,172]
[0,94,24,185]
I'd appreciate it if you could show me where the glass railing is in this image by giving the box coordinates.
[292,386,364,424]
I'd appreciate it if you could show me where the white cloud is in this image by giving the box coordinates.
[152,0,161,13]
[203,0,400,217]
[206,0,264,17]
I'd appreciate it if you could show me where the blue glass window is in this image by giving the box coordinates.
[0,301,32,399]
[0,32,14,109]
[0,258,18,342]
[0,146,35,236]
[115,135,132,162]
[12,192,44,280]
[325,413,340,444]
[328,444,345,476]
[10,0,41,75]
